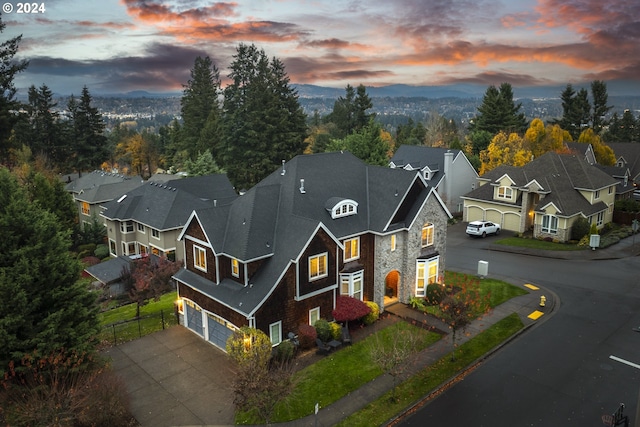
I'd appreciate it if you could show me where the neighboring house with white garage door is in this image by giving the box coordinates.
[462,152,617,242]
[173,151,451,351]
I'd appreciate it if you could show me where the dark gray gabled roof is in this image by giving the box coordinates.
[390,145,463,188]
[463,152,617,217]
[65,170,137,194]
[100,181,214,231]
[74,178,145,204]
[84,256,131,285]
[166,174,237,204]
[181,151,448,318]
[609,142,640,181]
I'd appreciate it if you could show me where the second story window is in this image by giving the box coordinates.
[594,190,600,199]
[390,234,396,252]
[120,221,134,233]
[151,228,160,239]
[231,259,239,277]
[309,253,328,280]
[497,186,513,199]
[194,246,207,272]
[344,237,360,262]
[137,223,145,233]
[421,223,434,247]
[81,202,90,216]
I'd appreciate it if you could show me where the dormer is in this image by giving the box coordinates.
[325,197,358,219]
[423,163,439,181]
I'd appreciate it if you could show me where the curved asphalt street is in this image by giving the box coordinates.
[397,223,640,427]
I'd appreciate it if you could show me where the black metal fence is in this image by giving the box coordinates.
[102,309,178,346]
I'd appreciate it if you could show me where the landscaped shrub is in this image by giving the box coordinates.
[409,296,426,311]
[272,340,295,363]
[329,322,342,340]
[78,243,97,254]
[362,301,380,325]
[314,319,332,342]
[94,244,109,259]
[590,223,598,235]
[82,256,101,267]
[297,324,316,350]
[425,284,447,305]
[332,295,371,325]
[571,216,590,240]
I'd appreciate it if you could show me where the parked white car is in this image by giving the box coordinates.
[466,221,501,237]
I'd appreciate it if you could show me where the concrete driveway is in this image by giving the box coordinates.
[103,326,236,426]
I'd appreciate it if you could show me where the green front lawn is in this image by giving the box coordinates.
[337,313,524,426]
[494,236,584,251]
[237,322,441,424]
[98,292,178,345]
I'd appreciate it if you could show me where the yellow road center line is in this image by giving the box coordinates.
[524,284,539,290]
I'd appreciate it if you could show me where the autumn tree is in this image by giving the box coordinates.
[424,111,459,148]
[226,327,293,425]
[479,131,533,174]
[524,118,570,158]
[177,56,223,165]
[577,128,616,165]
[0,168,100,371]
[115,132,158,177]
[221,43,307,190]
[369,322,424,402]
[0,15,29,162]
[438,274,491,361]
[332,295,371,328]
[125,255,179,318]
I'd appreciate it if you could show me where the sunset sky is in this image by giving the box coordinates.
[4,0,640,95]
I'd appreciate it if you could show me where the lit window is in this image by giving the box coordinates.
[340,271,363,300]
[421,223,434,247]
[231,259,239,277]
[81,202,90,216]
[541,215,558,234]
[151,247,160,256]
[269,321,282,346]
[309,307,320,326]
[416,258,438,297]
[152,228,160,239]
[497,186,513,199]
[390,234,396,252]
[139,244,147,255]
[309,253,328,280]
[194,246,207,271]
[344,237,360,262]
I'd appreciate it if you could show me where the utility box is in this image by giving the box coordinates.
[589,234,600,250]
[477,260,489,278]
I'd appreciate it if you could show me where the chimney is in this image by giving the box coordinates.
[299,178,306,194]
[444,150,453,207]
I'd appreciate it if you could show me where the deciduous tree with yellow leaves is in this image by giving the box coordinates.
[524,118,571,158]
[479,131,533,174]
[577,128,616,165]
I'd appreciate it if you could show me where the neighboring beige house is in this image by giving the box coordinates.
[65,170,144,229]
[100,175,237,262]
[462,152,618,242]
[390,145,478,214]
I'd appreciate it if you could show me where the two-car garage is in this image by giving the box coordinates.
[183,299,236,350]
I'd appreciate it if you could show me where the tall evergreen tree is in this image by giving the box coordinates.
[221,44,307,190]
[469,83,526,135]
[179,56,222,164]
[67,86,108,175]
[0,16,28,163]
[575,88,591,133]
[604,110,637,143]
[590,80,612,134]
[326,119,390,166]
[354,84,374,130]
[0,169,100,371]
[324,84,374,139]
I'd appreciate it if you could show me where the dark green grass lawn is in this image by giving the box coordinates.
[494,236,584,251]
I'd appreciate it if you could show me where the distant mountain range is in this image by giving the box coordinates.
[71,80,640,101]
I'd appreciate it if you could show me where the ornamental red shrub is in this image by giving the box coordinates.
[297,324,317,350]
[332,295,371,323]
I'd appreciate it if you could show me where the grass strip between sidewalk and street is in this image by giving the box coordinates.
[494,236,584,251]
[336,312,524,427]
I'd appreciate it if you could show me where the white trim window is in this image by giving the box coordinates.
[194,245,207,272]
[270,321,282,346]
[594,190,600,200]
[596,211,604,226]
[120,221,134,233]
[331,200,358,219]
[344,237,360,262]
[497,186,513,200]
[541,215,558,234]
[416,257,439,297]
[137,223,145,233]
[340,270,363,300]
[151,228,160,239]
[421,223,434,248]
[309,307,320,326]
[109,239,117,256]
[309,253,328,280]
[231,258,239,277]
